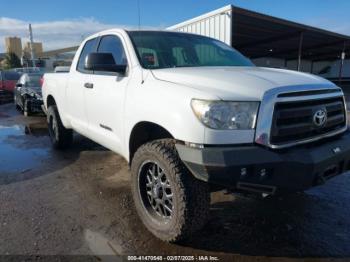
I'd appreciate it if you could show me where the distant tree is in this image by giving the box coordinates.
[4,52,21,69]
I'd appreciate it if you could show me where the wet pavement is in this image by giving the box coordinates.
[1,103,350,261]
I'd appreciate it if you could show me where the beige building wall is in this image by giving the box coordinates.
[23,42,43,58]
[5,37,22,58]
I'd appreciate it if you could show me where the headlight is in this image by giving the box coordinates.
[35,93,42,100]
[191,99,259,130]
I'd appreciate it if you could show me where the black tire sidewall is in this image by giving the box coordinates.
[24,99,30,116]
[47,105,72,149]
[14,95,20,110]
[47,107,59,146]
[130,140,210,242]
[132,149,181,235]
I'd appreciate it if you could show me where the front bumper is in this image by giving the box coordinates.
[176,132,350,194]
[26,97,43,113]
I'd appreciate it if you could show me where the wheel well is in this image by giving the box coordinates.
[129,122,174,163]
[47,95,56,107]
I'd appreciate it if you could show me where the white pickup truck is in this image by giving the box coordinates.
[42,29,350,242]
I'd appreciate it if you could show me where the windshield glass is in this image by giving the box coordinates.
[25,75,42,88]
[128,31,254,69]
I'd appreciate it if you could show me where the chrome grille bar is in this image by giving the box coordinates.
[255,84,347,149]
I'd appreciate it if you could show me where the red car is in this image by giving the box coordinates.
[0,71,21,93]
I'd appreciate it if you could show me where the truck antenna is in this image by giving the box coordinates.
[137,0,141,30]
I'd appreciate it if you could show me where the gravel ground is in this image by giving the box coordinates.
[1,103,350,262]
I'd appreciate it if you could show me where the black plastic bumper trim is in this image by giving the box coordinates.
[176,132,350,194]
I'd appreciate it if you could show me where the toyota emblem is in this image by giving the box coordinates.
[313,109,327,127]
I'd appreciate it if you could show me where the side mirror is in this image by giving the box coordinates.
[84,52,127,74]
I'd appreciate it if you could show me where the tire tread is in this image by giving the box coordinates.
[47,105,73,149]
[131,139,209,242]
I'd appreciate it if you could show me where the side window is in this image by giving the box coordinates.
[77,38,97,73]
[97,35,127,65]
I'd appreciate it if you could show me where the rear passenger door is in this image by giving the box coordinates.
[85,34,130,153]
[67,37,98,134]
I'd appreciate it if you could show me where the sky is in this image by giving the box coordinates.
[0,0,349,53]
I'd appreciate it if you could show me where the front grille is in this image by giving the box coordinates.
[271,96,346,144]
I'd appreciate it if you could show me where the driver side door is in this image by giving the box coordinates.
[84,34,130,154]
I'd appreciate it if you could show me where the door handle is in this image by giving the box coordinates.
[84,82,94,89]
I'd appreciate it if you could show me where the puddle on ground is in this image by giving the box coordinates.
[0,112,9,118]
[0,124,50,173]
[24,123,48,137]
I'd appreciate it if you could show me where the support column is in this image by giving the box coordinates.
[297,32,304,71]
[338,41,346,83]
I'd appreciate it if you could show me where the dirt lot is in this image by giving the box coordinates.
[1,103,350,261]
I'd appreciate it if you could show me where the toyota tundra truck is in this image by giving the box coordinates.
[42,29,350,242]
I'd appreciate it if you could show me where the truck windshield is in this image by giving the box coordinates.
[128,31,254,69]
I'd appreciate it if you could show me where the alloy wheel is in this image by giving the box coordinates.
[139,161,174,221]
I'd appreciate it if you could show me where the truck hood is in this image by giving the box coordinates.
[151,66,335,100]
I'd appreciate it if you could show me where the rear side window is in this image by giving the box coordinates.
[97,35,127,65]
[77,38,97,73]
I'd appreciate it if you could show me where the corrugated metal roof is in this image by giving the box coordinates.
[168,5,350,61]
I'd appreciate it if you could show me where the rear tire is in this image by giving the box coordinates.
[47,105,73,149]
[131,139,210,242]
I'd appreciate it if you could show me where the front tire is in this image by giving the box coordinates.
[23,99,30,116]
[131,139,210,242]
[14,95,21,111]
[47,105,73,149]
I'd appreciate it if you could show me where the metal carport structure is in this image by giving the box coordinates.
[168,5,350,87]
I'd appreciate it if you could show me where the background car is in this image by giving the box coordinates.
[0,70,21,93]
[54,66,70,73]
[12,67,43,74]
[14,73,44,116]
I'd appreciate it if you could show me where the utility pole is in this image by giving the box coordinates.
[137,0,141,30]
[29,24,36,67]
[338,41,346,84]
